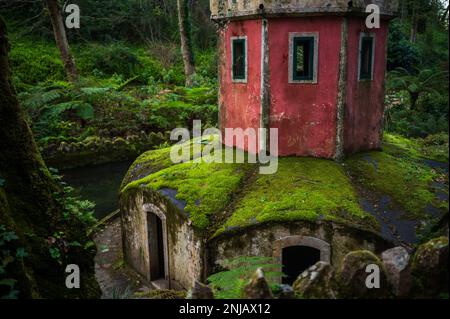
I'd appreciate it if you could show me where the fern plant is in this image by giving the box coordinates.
[387,67,448,110]
[207,256,283,299]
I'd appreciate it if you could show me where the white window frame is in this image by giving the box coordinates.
[231,35,248,83]
[358,32,376,81]
[288,32,319,84]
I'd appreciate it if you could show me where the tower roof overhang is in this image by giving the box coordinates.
[210,0,399,21]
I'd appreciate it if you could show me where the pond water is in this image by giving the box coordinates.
[61,161,134,219]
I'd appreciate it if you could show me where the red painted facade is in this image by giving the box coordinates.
[218,16,390,159]
[219,19,262,152]
[268,17,342,158]
[344,18,389,155]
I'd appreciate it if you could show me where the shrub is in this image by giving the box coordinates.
[76,43,142,79]
[9,41,65,87]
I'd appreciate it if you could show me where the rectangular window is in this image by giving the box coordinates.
[359,34,375,81]
[231,37,247,82]
[289,33,318,83]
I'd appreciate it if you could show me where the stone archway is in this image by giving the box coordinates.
[273,236,330,284]
[143,203,169,286]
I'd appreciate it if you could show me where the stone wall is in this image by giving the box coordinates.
[121,191,391,290]
[207,221,391,278]
[120,188,205,289]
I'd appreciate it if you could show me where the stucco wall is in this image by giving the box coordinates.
[343,18,389,154]
[120,189,204,289]
[219,19,262,153]
[268,16,342,157]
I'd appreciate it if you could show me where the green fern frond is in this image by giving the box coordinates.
[22,89,63,109]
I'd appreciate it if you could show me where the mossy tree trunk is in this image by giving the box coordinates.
[0,17,99,298]
[177,0,196,87]
[45,0,78,82]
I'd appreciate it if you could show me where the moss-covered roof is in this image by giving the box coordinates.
[120,134,448,238]
[345,134,448,220]
[215,157,376,236]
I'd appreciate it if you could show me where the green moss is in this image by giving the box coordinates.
[383,133,423,159]
[123,159,253,230]
[121,137,219,190]
[345,150,445,218]
[121,134,447,237]
[215,158,377,236]
[121,146,175,189]
[411,236,449,298]
[384,133,449,162]
[134,289,186,299]
[337,250,391,298]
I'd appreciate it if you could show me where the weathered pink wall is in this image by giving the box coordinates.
[219,19,262,152]
[344,18,389,154]
[218,16,389,158]
[268,17,342,158]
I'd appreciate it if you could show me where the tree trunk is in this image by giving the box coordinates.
[440,5,449,25]
[400,0,407,23]
[409,91,420,110]
[410,5,418,43]
[177,0,196,87]
[0,17,99,298]
[45,0,78,82]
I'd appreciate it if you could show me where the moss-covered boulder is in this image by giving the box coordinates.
[190,280,214,299]
[241,268,273,299]
[292,261,336,299]
[337,250,392,299]
[411,236,449,298]
[381,247,411,297]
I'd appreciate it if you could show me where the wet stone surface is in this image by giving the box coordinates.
[356,155,448,250]
[94,218,152,298]
[158,188,189,216]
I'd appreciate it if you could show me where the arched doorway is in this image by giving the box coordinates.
[146,209,168,283]
[282,246,321,285]
[273,236,331,285]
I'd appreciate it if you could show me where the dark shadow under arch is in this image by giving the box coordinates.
[282,245,321,285]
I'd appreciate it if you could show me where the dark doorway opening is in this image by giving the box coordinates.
[147,212,165,280]
[282,246,320,285]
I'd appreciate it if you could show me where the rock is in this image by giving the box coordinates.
[190,280,214,299]
[382,247,411,297]
[411,237,449,298]
[278,285,295,299]
[337,250,392,299]
[292,261,336,299]
[242,268,273,299]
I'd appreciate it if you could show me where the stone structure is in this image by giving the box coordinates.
[121,186,390,289]
[212,0,398,159]
[120,0,400,292]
